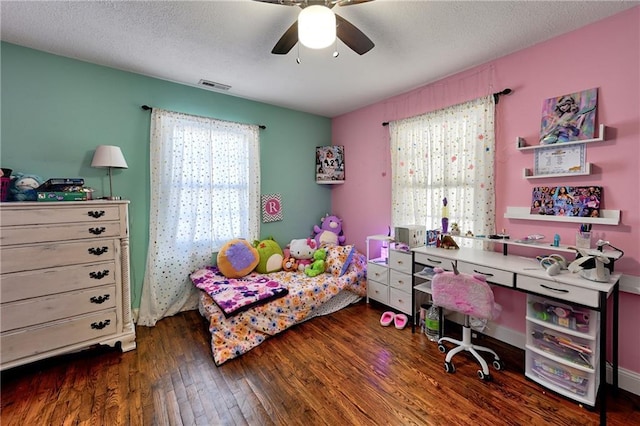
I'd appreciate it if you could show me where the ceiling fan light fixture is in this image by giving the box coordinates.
[298,5,336,49]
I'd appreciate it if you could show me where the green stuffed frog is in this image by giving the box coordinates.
[304,248,327,277]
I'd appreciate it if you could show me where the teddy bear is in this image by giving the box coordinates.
[9,172,43,201]
[305,248,327,277]
[289,238,317,272]
[312,214,346,246]
[281,256,298,272]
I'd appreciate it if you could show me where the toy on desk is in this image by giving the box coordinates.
[439,234,459,249]
[449,222,460,236]
[536,254,568,276]
[441,197,449,234]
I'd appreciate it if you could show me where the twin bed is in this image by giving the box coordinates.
[190,244,367,365]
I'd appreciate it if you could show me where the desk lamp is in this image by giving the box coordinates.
[91,145,128,200]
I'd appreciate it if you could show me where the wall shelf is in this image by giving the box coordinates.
[523,163,592,179]
[516,124,606,151]
[504,206,620,225]
[449,232,623,259]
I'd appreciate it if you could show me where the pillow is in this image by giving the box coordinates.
[325,244,355,277]
[216,239,259,278]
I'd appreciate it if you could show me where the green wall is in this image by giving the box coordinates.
[0,42,333,309]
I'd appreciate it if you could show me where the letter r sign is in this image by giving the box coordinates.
[261,193,283,223]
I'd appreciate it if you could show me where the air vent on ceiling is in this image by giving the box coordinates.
[198,79,231,91]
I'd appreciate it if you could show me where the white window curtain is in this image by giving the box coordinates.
[138,108,260,326]
[389,95,495,240]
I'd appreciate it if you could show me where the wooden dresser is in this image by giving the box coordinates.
[0,200,136,370]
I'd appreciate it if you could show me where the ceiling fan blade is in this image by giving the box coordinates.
[252,0,300,6]
[336,14,374,55]
[336,0,375,6]
[272,21,298,54]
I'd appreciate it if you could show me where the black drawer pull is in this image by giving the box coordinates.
[89,227,106,235]
[87,210,105,219]
[89,270,110,280]
[426,258,442,264]
[90,294,110,304]
[540,284,569,294]
[473,269,494,277]
[91,319,111,330]
[88,246,108,256]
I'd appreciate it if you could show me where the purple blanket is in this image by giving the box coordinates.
[190,266,289,317]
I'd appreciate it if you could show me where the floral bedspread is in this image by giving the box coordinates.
[191,267,289,317]
[194,252,367,365]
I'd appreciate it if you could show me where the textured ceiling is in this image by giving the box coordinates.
[1,1,638,117]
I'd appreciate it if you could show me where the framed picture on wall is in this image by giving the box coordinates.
[539,88,598,145]
[530,186,602,218]
[316,146,345,184]
[262,193,283,223]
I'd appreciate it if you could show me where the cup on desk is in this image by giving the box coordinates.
[576,232,591,249]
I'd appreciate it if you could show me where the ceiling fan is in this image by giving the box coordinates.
[254,0,375,55]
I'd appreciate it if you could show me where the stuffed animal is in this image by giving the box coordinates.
[253,237,284,274]
[312,214,346,246]
[305,248,327,277]
[216,239,259,278]
[9,172,43,201]
[282,256,298,272]
[289,238,317,272]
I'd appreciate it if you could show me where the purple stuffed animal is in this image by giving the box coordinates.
[313,214,346,246]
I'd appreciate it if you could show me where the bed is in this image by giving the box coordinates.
[190,244,367,365]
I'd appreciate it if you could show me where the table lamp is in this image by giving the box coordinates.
[91,145,128,200]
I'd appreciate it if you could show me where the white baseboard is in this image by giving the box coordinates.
[446,314,640,396]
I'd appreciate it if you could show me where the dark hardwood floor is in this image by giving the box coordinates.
[1,301,638,425]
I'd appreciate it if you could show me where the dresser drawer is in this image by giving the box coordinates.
[1,310,117,363]
[367,262,389,283]
[1,285,116,332]
[389,250,412,273]
[1,261,116,302]
[389,269,412,292]
[367,279,389,304]
[1,221,122,246]
[1,240,117,273]
[413,253,455,271]
[457,262,515,288]
[0,205,121,226]
[389,288,411,315]
[518,275,600,308]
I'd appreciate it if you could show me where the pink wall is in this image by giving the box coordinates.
[332,8,640,375]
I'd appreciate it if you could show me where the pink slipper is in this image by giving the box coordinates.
[380,311,395,326]
[394,314,408,330]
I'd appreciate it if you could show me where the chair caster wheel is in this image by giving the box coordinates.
[444,361,455,373]
[477,370,492,381]
[492,359,505,371]
[437,344,447,353]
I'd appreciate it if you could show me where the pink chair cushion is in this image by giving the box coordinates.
[431,270,500,320]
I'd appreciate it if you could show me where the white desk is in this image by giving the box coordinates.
[411,246,619,426]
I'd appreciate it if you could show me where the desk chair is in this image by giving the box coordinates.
[431,266,504,380]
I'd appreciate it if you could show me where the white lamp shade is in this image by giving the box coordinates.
[91,145,128,169]
[298,5,336,49]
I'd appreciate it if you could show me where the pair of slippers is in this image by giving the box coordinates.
[380,311,408,329]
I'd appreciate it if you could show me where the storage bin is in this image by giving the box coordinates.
[527,295,592,333]
[530,355,589,396]
[529,323,593,369]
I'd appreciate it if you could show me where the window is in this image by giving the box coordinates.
[138,108,260,326]
[389,96,495,239]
